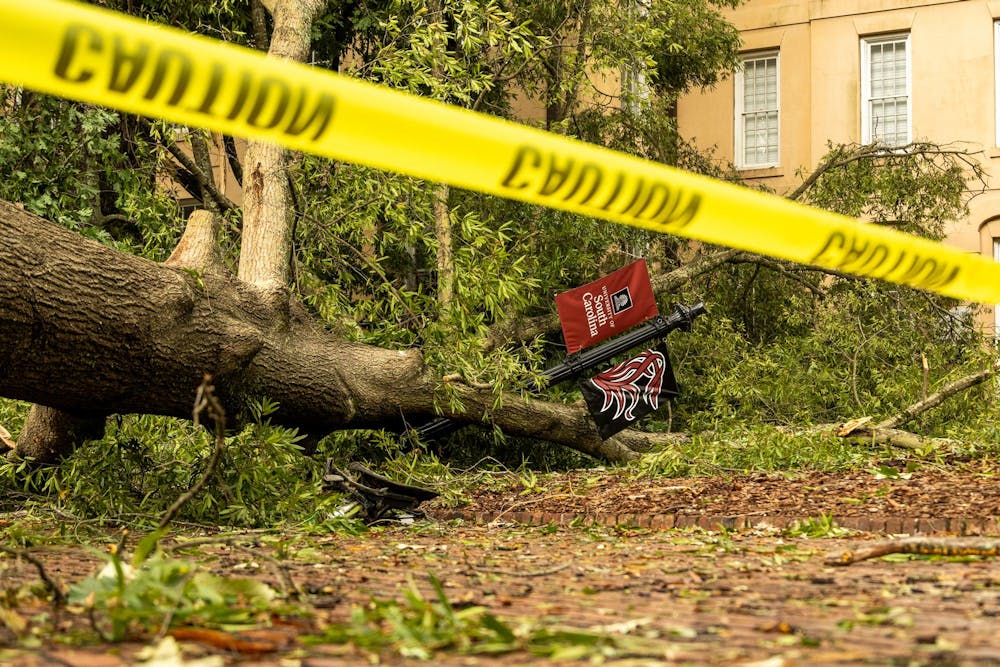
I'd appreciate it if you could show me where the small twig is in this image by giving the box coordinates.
[0,545,67,605]
[228,542,300,598]
[473,562,570,577]
[164,536,301,598]
[88,607,112,642]
[156,375,227,534]
[155,571,196,642]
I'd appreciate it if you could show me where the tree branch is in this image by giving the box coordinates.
[827,537,1000,566]
[726,254,827,296]
[147,121,238,214]
[876,366,996,431]
[788,141,986,202]
[223,135,243,186]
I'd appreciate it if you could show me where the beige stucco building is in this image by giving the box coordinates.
[677,0,1000,333]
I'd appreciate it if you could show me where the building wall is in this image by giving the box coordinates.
[678,0,1000,334]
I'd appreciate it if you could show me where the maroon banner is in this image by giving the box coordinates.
[579,342,679,440]
[555,259,658,354]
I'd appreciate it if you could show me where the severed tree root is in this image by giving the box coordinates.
[826,537,1000,565]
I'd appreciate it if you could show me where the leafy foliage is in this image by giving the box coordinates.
[308,572,678,660]
[652,140,992,438]
[0,91,181,257]
[785,513,850,539]
[68,545,277,642]
[0,402,357,530]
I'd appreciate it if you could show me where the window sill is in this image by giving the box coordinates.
[737,166,783,179]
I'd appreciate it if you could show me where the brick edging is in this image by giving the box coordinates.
[429,509,1000,536]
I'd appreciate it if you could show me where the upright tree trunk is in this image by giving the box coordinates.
[426,0,455,311]
[238,0,325,291]
[13,405,105,462]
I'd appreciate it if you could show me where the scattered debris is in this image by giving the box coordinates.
[322,460,439,522]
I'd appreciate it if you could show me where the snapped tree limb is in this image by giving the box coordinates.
[876,366,996,431]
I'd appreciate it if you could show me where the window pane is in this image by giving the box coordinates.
[865,37,908,145]
[739,55,779,166]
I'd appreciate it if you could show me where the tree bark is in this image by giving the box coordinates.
[0,200,650,463]
[238,0,325,291]
[876,367,995,431]
[12,404,105,462]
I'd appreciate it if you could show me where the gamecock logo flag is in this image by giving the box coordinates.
[580,343,679,439]
[555,259,658,354]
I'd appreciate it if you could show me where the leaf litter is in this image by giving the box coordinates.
[4,467,1000,664]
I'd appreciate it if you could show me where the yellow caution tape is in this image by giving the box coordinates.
[2,0,1000,303]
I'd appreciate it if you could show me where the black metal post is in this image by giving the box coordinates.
[412,301,706,442]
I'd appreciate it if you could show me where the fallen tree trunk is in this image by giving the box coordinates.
[0,200,661,463]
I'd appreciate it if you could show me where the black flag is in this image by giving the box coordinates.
[579,342,679,439]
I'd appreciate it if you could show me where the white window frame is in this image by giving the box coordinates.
[995,22,1000,146]
[734,50,780,170]
[861,33,911,146]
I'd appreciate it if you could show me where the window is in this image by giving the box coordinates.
[861,33,910,146]
[995,22,1000,145]
[734,52,779,169]
[178,198,200,220]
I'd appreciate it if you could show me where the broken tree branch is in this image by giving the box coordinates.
[827,536,1000,565]
[876,366,996,431]
[787,141,986,202]
[784,421,957,452]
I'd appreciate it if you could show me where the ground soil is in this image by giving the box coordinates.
[4,464,1000,666]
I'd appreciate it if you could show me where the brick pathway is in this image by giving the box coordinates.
[433,507,1000,536]
[5,514,1000,666]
